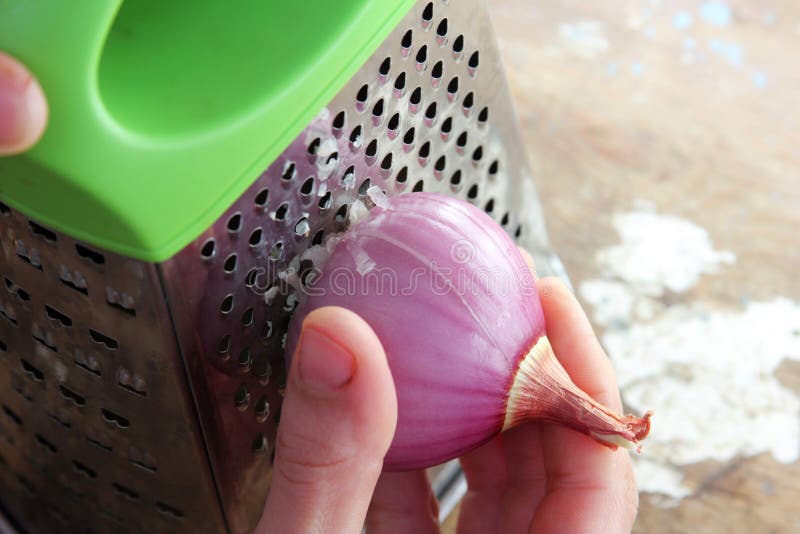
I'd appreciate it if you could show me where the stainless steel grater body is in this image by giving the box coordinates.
[0,1,564,532]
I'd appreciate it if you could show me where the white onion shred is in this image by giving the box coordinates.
[367,186,390,209]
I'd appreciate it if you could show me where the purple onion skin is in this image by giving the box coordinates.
[286,193,543,471]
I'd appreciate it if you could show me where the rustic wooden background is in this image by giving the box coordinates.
[444,0,799,531]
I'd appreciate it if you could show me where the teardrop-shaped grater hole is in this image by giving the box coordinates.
[356,84,369,111]
[478,106,489,125]
[241,307,254,327]
[488,159,499,177]
[238,348,252,373]
[446,77,459,100]
[462,92,474,115]
[365,139,378,164]
[245,267,260,288]
[456,131,468,152]
[269,242,284,262]
[434,155,446,173]
[249,228,262,247]
[425,102,437,121]
[421,2,433,25]
[418,141,431,165]
[76,244,105,265]
[409,87,422,111]
[101,408,129,428]
[218,334,231,355]
[515,225,523,239]
[332,110,346,131]
[378,57,391,79]
[467,184,479,199]
[436,18,448,39]
[403,127,416,149]
[431,61,443,86]
[318,191,332,212]
[234,384,250,410]
[396,166,408,184]
[484,198,495,213]
[252,433,267,453]
[468,51,480,75]
[450,170,462,191]
[372,98,384,119]
[501,212,510,226]
[342,165,356,189]
[415,45,428,71]
[89,329,118,350]
[381,153,393,171]
[401,29,413,53]
[45,305,72,327]
[255,397,270,422]
[359,178,372,196]
[261,320,273,340]
[282,162,296,182]
[412,180,424,192]
[312,229,325,246]
[452,34,464,57]
[334,204,349,228]
[393,72,407,97]
[440,117,452,140]
[274,202,289,222]
[307,138,321,156]
[387,113,400,139]
[294,217,310,238]
[254,188,269,209]
[300,176,314,196]
[220,294,234,315]
[472,146,484,163]
[227,213,242,234]
[349,124,363,149]
[29,221,57,242]
[223,253,237,274]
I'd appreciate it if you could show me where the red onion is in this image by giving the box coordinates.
[286,192,650,471]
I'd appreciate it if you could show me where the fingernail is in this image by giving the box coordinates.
[0,54,47,154]
[297,327,356,393]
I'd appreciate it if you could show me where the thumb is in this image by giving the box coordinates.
[256,306,397,534]
[0,52,48,155]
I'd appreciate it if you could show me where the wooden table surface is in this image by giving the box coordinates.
[444,0,799,532]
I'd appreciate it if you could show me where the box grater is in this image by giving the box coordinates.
[0,1,566,532]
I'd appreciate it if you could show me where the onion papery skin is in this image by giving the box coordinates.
[286,193,542,470]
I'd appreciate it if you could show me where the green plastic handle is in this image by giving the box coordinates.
[0,0,414,261]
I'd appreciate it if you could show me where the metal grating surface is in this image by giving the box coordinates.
[160,0,558,532]
[0,1,561,533]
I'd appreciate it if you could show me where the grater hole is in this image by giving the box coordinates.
[252,433,267,453]
[48,411,71,429]
[441,117,453,135]
[332,110,346,130]
[72,460,97,480]
[396,166,408,184]
[478,106,489,125]
[245,267,260,288]
[372,98,385,119]
[15,241,42,270]
[463,92,474,113]
[436,18,448,39]
[401,29,413,50]
[447,76,459,96]
[421,2,433,24]
[415,45,428,68]
[379,57,391,77]
[307,138,321,157]
[112,482,140,502]
[238,347,252,373]
[342,165,356,190]
[425,102,437,121]
[334,204,349,228]
[515,225,523,239]
[249,228,263,247]
[240,308,255,327]
[467,184,479,199]
[388,112,400,133]
[255,396,270,422]
[35,433,57,453]
[312,229,325,246]
[419,141,431,159]
[431,60,443,83]
[394,72,407,94]
[356,84,369,111]
[0,305,17,327]
[260,320,273,340]
[101,408,129,428]
[468,51,480,74]
[129,448,158,473]
[381,153,393,172]
[87,433,113,452]
[89,328,118,350]
[269,242,284,262]
[403,127,415,145]
[435,155,446,173]
[456,131,468,149]
[28,221,57,242]
[3,404,22,426]
[488,159,499,176]
[220,294,234,315]
[358,178,372,196]
[275,202,289,222]
[365,139,378,160]
[156,502,184,521]
[453,34,464,56]
[223,253,238,274]
[20,358,45,382]
[450,170,462,189]
[60,385,86,407]
[0,201,9,216]
[5,277,30,301]
[410,87,422,107]
[294,217,310,238]
[282,162,296,182]
[218,334,232,355]
[75,244,105,265]
[484,198,495,214]
[412,180,424,192]
[227,213,242,234]
[349,125,363,149]
[472,146,484,163]
[255,188,270,209]
[200,239,216,260]
[300,176,315,196]
[234,384,250,411]
[501,212,510,226]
